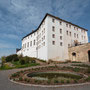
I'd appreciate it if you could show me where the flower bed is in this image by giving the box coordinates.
[10,65,90,85]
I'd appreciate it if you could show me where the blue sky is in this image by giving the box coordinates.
[0,0,90,58]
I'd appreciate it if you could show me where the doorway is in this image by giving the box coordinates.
[72,52,76,61]
[88,51,90,62]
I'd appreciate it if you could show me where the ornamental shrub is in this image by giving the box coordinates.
[19,77,23,81]
[19,59,25,65]
[66,80,70,83]
[61,80,64,83]
[6,54,19,62]
[54,80,59,83]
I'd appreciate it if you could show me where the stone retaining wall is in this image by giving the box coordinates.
[68,43,90,62]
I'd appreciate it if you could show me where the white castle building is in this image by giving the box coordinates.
[17,13,88,62]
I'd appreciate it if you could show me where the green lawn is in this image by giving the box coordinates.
[0,61,40,70]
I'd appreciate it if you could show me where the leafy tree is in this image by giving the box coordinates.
[6,54,19,62]
[1,56,6,67]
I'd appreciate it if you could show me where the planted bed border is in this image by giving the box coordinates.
[10,78,90,87]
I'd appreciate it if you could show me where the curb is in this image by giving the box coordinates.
[10,79,90,88]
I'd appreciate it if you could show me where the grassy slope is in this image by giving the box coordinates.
[0,61,40,70]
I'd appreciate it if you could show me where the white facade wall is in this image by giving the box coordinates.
[47,16,88,61]
[21,18,48,61]
[47,16,66,61]
[17,14,88,61]
[22,32,37,57]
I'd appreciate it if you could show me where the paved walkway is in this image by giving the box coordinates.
[0,67,90,90]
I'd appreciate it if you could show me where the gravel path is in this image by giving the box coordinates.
[0,67,90,90]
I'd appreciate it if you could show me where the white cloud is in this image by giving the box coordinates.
[0,33,20,40]
[0,43,16,49]
[52,0,90,21]
[0,0,89,36]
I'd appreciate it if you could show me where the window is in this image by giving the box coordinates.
[30,41,32,46]
[25,43,26,48]
[77,34,78,38]
[68,44,70,47]
[60,36,62,40]
[42,24,43,28]
[44,28,45,33]
[66,31,68,35]
[23,44,25,48]
[77,28,78,31]
[36,47,38,50]
[84,36,86,39]
[43,36,45,40]
[60,21,62,25]
[37,30,39,34]
[52,34,55,38]
[60,42,62,46]
[42,37,43,41]
[81,30,83,32]
[82,35,83,40]
[34,33,35,36]
[66,24,68,27]
[70,32,71,36]
[43,42,45,46]
[43,21,45,25]
[42,30,43,35]
[39,40,41,43]
[37,35,38,40]
[52,26,55,32]
[52,18,55,23]
[60,29,62,34]
[69,25,71,28]
[52,41,55,45]
[72,52,76,56]
[23,44,24,49]
[74,33,76,38]
[42,36,45,41]
[31,35,32,37]
[38,45,41,49]
[27,42,29,47]
[39,33,41,39]
[74,27,76,30]
[84,31,85,34]
[34,40,35,45]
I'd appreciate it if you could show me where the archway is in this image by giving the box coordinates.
[88,51,90,62]
[72,52,76,61]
